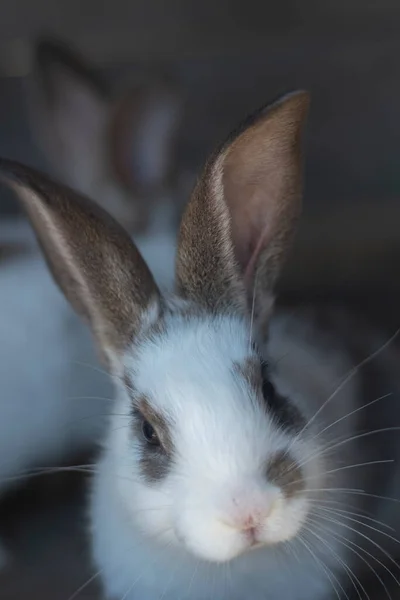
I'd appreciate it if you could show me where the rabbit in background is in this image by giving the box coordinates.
[0,38,184,528]
[26,38,186,232]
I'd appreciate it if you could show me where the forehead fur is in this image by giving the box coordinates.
[126,313,252,399]
[124,313,289,473]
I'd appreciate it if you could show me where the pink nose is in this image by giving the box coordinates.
[228,489,275,532]
[241,515,256,531]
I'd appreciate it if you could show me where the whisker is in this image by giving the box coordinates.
[248,269,258,351]
[316,393,393,441]
[297,534,343,600]
[185,559,200,600]
[307,500,395,531]
[66,568,103,600]
[66,396,115,403]
[308,497,376,516]
[304,520,366,600]
[315,505,398,540]
[1,465,97,484]
[1,465,142,488]
[307,487,366,495]
[72,361,111,379]
[286,393,393,475]
[306,516,391,600]
[305,488,400,508]
[284,328,400,457]
[297,428,400,473]
[110,424,132,434]
[308,515,399,597]
[315,511,400,572]
[288,459,394,488]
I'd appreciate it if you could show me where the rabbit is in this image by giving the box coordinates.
[25,38,184,232]
[1,90,400,600]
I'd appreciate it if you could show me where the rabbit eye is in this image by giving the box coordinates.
[262,376,276,402]
[142,420,160,446]
[261,361,276,402]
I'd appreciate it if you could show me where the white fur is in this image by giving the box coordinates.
[90,312,356,600]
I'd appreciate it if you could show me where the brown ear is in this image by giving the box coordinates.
[0,159,160,364]
[176,91,309,330]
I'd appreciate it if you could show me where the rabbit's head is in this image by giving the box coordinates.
[26,39,182,232]
[1,91,323,563]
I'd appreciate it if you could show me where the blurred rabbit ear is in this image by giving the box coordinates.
[176,91,309,333]
[0,159,161,367]
[26,38,110,195]
[108,79,183,195]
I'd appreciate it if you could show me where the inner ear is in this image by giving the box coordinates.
[223,95,307,295]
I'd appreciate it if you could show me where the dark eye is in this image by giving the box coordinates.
[261,361,276,401]
[142,420,160,446]
[262,376,276,402]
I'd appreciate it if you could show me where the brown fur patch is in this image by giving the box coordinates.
[133,396,174,483]
[266,451,304,498]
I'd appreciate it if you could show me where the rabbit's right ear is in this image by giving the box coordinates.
[0,159,161,367]
[176,91,309,334]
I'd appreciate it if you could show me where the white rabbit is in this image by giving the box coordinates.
[2,90,400,600]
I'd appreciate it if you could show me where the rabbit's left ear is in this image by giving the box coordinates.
[176,91,309,331]
[0,159,161,367]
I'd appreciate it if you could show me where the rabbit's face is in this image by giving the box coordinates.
[111,311,320,563]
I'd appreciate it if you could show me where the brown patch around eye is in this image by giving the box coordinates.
[138,398,173,453]
[234,358,304,433]
[132,396,174,483]
[266,451,304,498]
